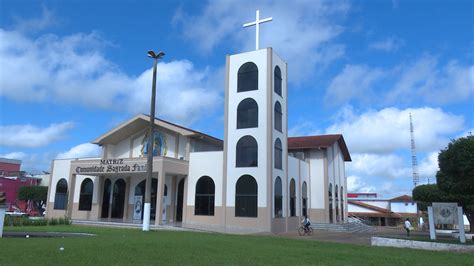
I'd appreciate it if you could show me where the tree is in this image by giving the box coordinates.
[17,186,48,213]
[436,135,474,232]
[412,184,454,211]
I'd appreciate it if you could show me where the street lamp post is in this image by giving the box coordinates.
[143,50,165,231]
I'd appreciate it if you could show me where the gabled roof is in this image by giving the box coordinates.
[92,114,223,146]
[349,201,395,215]
[389,195,414,202]
[287,134,351,161]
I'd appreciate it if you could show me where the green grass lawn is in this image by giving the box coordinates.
[1,225,473,265]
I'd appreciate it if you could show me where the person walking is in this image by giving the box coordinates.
[404,218,412,237]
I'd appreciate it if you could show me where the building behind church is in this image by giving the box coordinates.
[46,48,351,233]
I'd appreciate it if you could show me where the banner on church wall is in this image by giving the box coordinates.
[432,202,458,225]
[133,195,143,220]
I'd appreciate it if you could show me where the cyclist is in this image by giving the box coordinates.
[301,215,311,232]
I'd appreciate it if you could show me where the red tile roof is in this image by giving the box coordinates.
[288,134,351,161]
[389,195,413,202]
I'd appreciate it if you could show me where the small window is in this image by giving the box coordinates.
[237,98,258,129]
[274,138,282,169]
[274,66,282,96]
[54,178,68,210]
[274,101,282,132]
[79,178,93,211]
[236,136,258,167]
[274,177,283,217]
[195,176,215,216]
[237,62,258,92]
[235,175,258,217]
[289,179,296,217]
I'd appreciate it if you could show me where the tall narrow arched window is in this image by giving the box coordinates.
[274,177,283,217]
[195,176,215,216]
[274,101,282,132]
[302,181,308,217]
[274,138,282,169]
[335,185,339,222]
[236,136,258,167]
[274,66,282,96]
[328,183,333,223]
[101,179,111,218]
[235,175,257,217]
[237,62,258,92]
[79,178,93,211]
[237,98,258,129]
[340,186,344,222]
[54,178,68,210]
[290,178,296,217]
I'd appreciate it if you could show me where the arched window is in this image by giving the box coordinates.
[235,175,257,217]
[111,179,126,219]
[274,66,282,96]
[195,176,215,216]
[302,181,308,217]
[237,98,258,129]
[54,178,68,210]
[236,136,258,167]
[274,177,282,217]
[290,178,296,217]
[79,178,93,211]
[274,101,282,132]
[340,186,344,222]
[328,183,333,223]
[335,185,339,222]
[237,62,258,92]
[274,138,282,169]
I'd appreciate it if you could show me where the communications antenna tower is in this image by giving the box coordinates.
[410,113,419,187]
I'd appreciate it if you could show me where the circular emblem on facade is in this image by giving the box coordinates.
[439,208,451,218]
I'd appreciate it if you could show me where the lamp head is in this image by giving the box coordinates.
[148,50,165,59]
[147,51,156,58]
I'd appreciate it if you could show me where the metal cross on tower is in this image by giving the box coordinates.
[243,10,273,50]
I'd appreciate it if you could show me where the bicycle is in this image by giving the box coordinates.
[298,224,313,236]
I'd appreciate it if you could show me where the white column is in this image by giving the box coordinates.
[428,206,436,240]
[457,206,466,243]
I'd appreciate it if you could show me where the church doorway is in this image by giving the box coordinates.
[111,179,126,218]
[176,178,185,222]
[134,178,158,220]
[101,179,111,218]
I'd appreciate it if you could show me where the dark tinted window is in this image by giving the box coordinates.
[290,179,296,217]
[302,181,308,216]
[274,138,282,169]
[238,62,258,92]
[79,178,93,211]
[274,177,282,217]
[274,66,282,96]
[235,175,257,217]
[54,178,68,210]
[236,136,258,167]
[237,98,258,129]
[195,176,215,216]
[274,101,282,132]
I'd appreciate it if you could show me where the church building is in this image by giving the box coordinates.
[46,21,351,233]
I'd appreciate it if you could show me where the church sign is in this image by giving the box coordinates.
[432,202,458,225]
[74,159,147,174]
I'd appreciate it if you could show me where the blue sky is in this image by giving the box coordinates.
[1,0,472,198]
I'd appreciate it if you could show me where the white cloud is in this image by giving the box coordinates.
[346,175,376,193]
[0,152,27,160]
[0,29,222,126]
[348,153,411,179]
[325,55,474,106]
[173,0,350,82]
[326,106,465,154]
[56,143,101,159]
[418,151,439,183]
[0,122,75,148]
[369,37,404,52]
[12,5,56,33]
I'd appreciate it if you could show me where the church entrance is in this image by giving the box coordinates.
[111,179,126,218]
[101,179,111,218]
[176,178,185,222]
[134,178,158,220]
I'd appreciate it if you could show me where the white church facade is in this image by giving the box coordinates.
[46,48,351,233]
